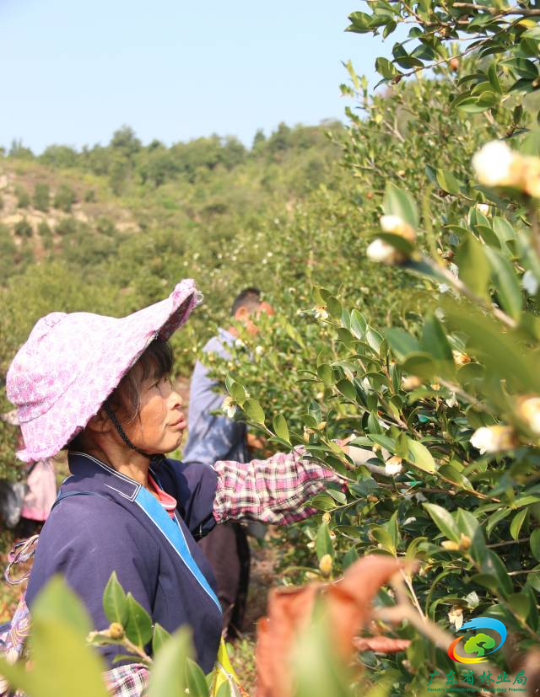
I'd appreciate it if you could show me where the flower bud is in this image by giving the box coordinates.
[470,425,518,454]
[109,622,124,640]
[459,534,472,551]
[441,540,460,551]
[319,554,333,577]
[516,396,540,435]
[322,512,331,524]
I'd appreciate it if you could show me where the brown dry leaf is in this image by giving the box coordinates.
[255,555,412,697]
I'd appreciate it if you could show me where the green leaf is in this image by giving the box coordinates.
[481,551,513,597]
[229,381,247,406]
[508,593,530,622]
[336,378,357,401]
[350,309,367,339]
[371,526,397,555]
[531,529,540,562]
[273,414,290,444]
[421,314,453,362]
[326,296,342,319]
[383,182,418,228]
[510,508,528,540]
[423,503,459,542]
[32,575,92,638]
[375,57,399,80]
[152,623,172,655]
[383,328,421,359]
[485,247,523,320]
[407,439,436,473]
[316,522,334,560]
[124,593,153,648]
[148,626,193,697]
[317,363,334,386]
[401,352,437,379]
[185,658,210,697]
[456,234,490,299]
[436,169,461,195]
[103,571,128,627]
[244,399,265,425]
[310,493,336,512]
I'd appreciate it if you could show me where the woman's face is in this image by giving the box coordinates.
[120,374,186,455]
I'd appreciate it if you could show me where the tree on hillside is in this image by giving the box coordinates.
[40,145,78,169]
[110,125,142,159]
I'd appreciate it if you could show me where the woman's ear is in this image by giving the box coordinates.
[86,408,113,435]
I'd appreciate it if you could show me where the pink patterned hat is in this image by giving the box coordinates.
[7,279,201,463]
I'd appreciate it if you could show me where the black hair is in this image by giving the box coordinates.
[230,287,262,316]
[108,339,174,422]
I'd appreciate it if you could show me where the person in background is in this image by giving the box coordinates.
[0,410,56,536]
[182,287,274,639]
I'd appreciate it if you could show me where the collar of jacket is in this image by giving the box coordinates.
[66,450,161,501]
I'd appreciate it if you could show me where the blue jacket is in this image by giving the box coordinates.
[25,451,223,673]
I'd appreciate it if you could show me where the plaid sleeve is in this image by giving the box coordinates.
[212,447,347,525]
[104,664,149,696]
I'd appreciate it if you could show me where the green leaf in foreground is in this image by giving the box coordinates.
[124,593,153,648]
[103,571,128,626]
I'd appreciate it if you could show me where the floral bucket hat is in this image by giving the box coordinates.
[6,279,201,463]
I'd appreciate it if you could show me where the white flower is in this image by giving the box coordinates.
[522,270,539,296]
[452,350,471,366]
[380,214,404,233]
[314,306,329,320]
[470,425,517,454]
[448,606,464,631]
[445,394,458,408]
[379,214,415,242]
[472,141,522,188]
[385,456,403,476]
[517,396,540,435]
[255,346,264,356]
[222,397,237,419]
[438,283,450,294]
[476,203,490,215]
[401,375,422,391]
[234,339,245,349]
[367,238,403,265]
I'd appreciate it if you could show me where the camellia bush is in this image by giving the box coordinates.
[207,3,540,694]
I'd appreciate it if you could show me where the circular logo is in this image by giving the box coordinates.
[448,617,507,664]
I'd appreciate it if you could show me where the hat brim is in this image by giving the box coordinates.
[15,279,200,462]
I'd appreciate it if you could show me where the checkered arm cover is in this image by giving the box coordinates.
[212,447,346,525]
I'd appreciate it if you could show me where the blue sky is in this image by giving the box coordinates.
[0,0,398,152]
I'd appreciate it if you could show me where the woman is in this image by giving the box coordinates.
[5,279,346,679]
